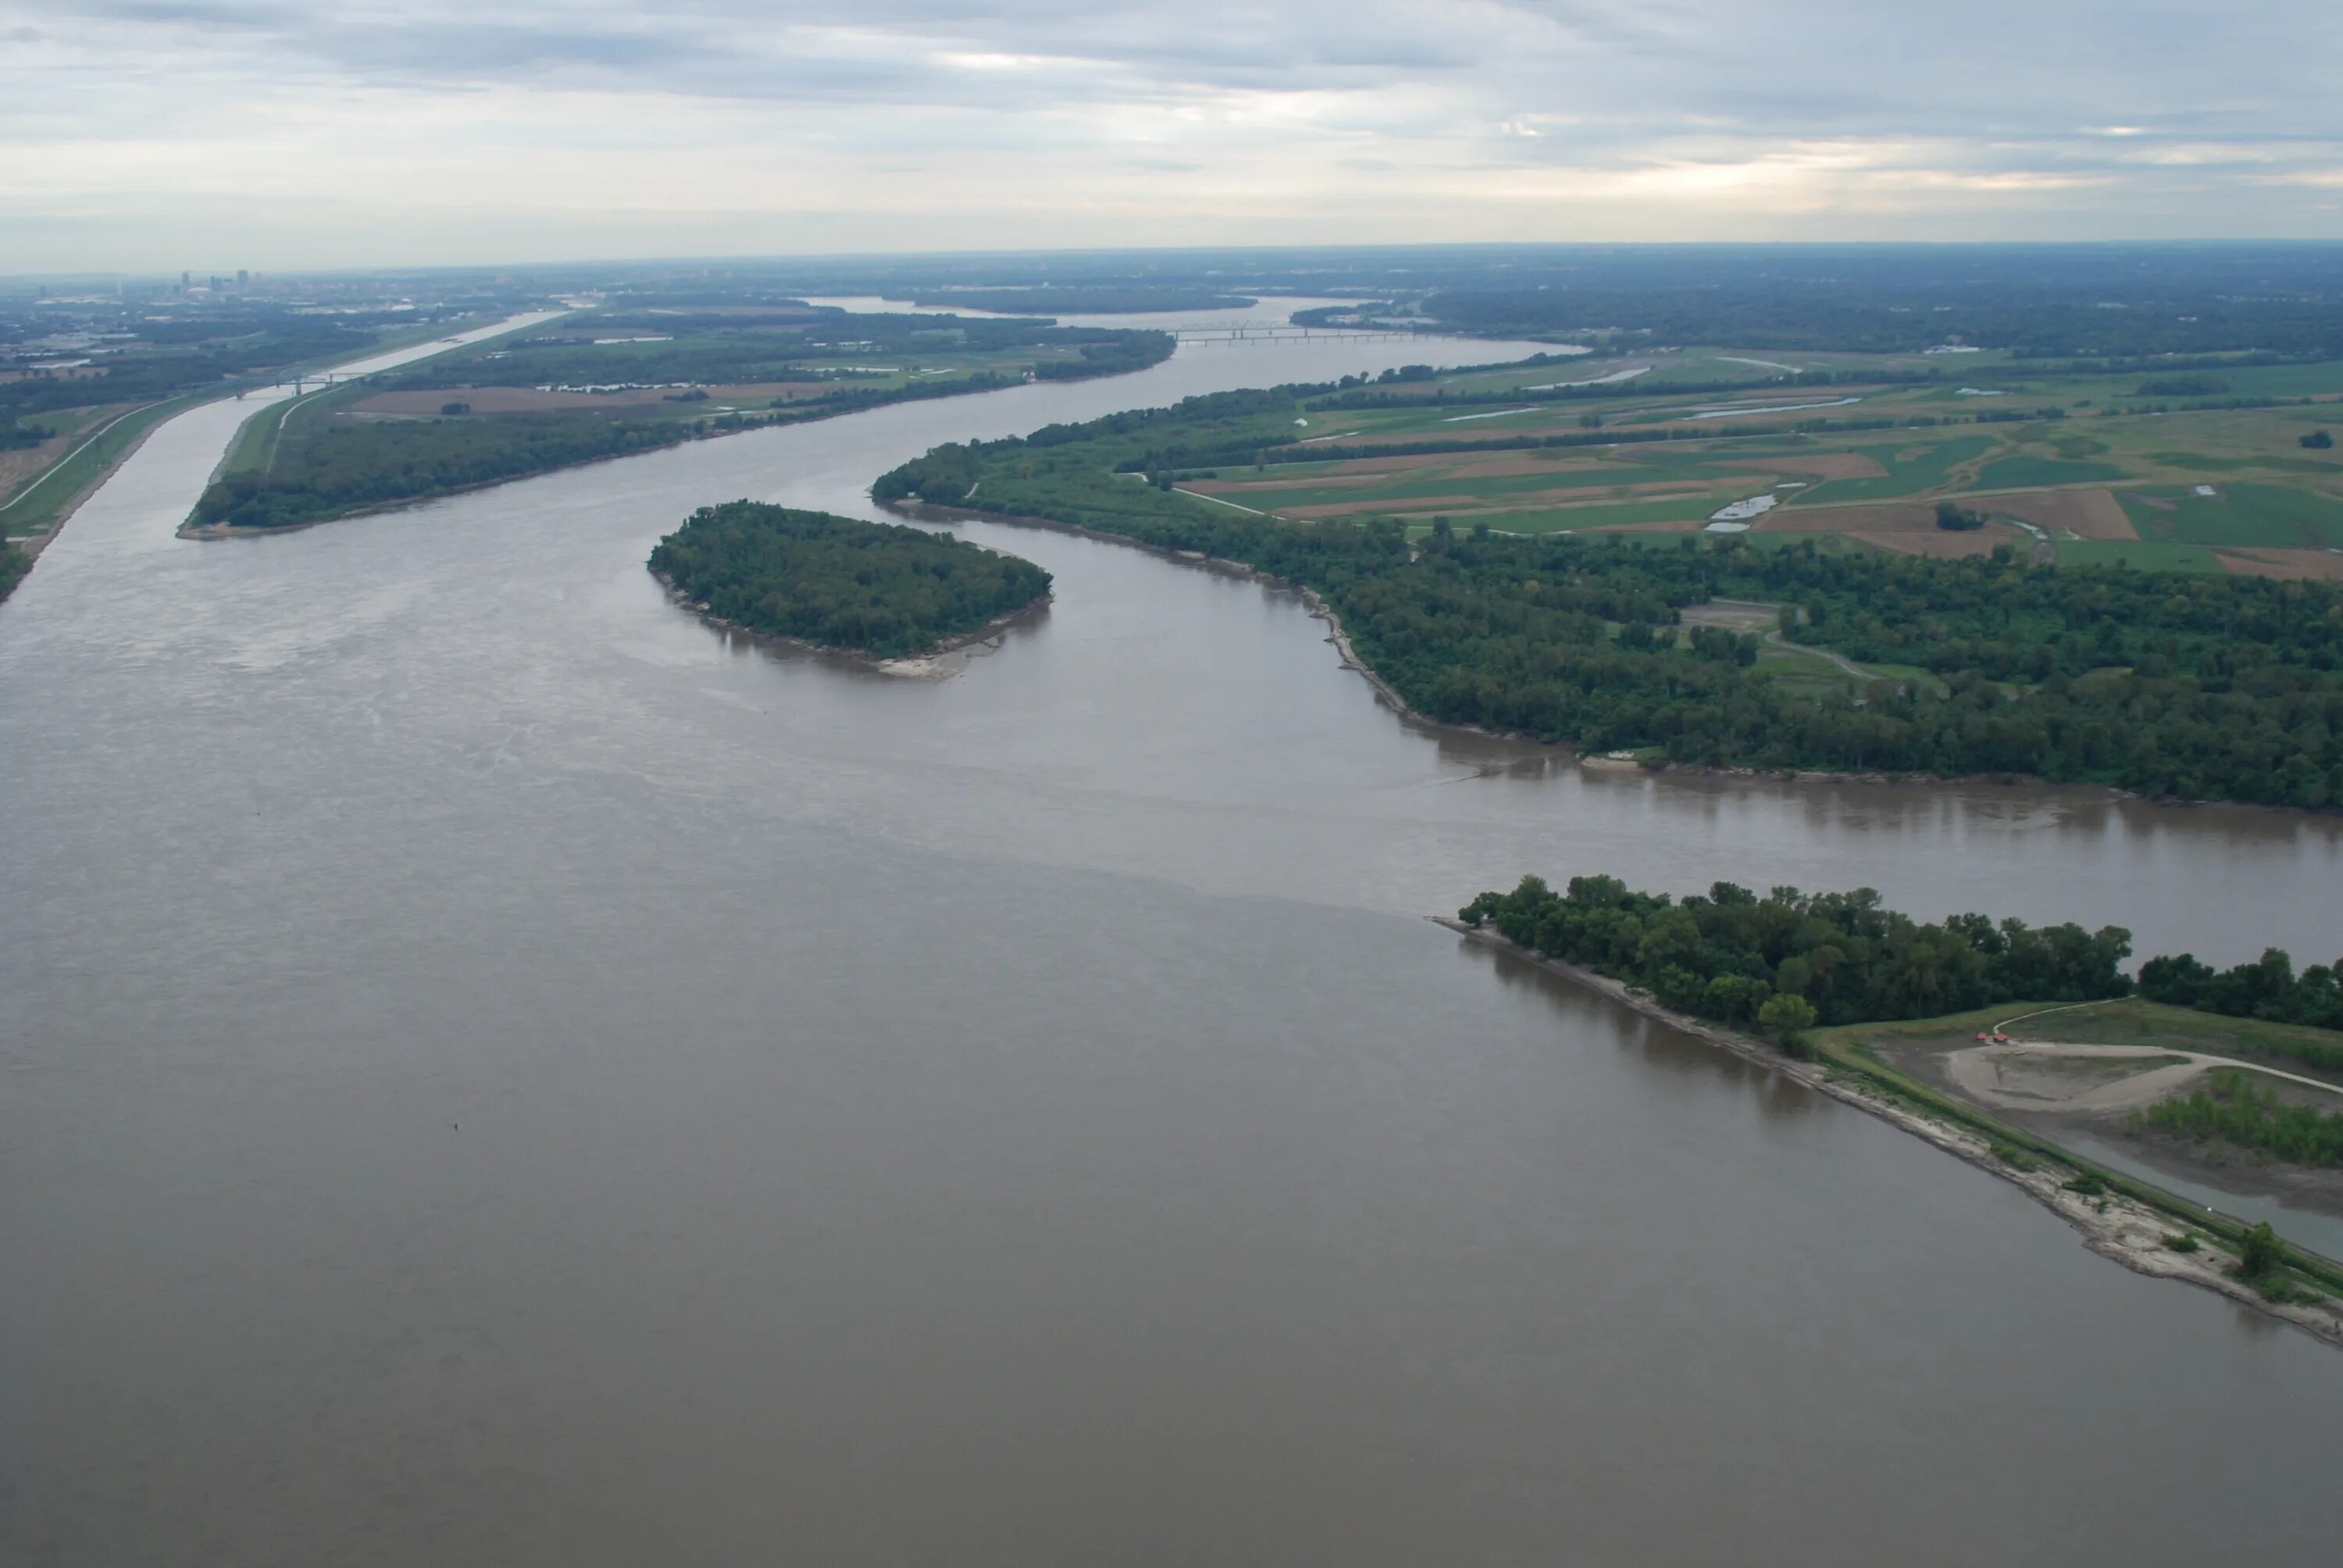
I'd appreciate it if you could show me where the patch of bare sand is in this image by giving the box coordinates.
[2216,547,2343,582]
[1987,488,2138,540]
[1949,1045,2207,1114]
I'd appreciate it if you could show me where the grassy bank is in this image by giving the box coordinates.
[1,395,198,540]
[1811,1007,2343,1301]
[1989,996,2343,1084]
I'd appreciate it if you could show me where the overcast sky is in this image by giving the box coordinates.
[5,1,2338,273]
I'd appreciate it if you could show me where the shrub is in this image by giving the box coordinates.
[1758,993,1818,1052]
[2238,1220,2285,1279]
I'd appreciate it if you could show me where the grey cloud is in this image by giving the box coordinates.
[7,0,2342,264]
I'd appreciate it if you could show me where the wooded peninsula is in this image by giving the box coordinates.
[873,384,2343,807]
[187,307,1172,536]
[1453,873,2343,1340]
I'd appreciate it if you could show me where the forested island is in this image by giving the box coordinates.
[185,307,1173,536]
[649,501,1050,661]
[872,383,2343,808]
[1451,873,2343,1339]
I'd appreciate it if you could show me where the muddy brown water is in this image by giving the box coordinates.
[5,316,2343,1565]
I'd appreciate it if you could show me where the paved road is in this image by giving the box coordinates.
[1763,628,1874,679]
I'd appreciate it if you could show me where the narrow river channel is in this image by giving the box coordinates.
[4,306,2341,1565]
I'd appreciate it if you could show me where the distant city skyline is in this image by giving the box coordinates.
[5,1,2338,273]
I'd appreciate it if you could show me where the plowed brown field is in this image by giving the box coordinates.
[1754,503,2027,557]
[2215,547,2343,581]
[1985,488,2137,540]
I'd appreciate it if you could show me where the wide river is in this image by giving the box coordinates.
[5,305,2341,1565]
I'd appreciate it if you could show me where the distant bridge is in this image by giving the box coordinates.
[257,369,375,397]
[1168,323,1427,344]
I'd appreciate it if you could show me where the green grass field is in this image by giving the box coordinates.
[2120,483,2343,549]
[1974,454,2131,489]
[1790,435,1999,502]
[1999,998,2343,1084]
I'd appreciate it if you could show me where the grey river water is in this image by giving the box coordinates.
[5,308,2343,1565]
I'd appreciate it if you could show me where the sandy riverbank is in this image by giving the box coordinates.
[1887,1035,2343,1221]
[1432,915,2343,1349]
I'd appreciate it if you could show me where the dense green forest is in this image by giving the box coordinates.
[0,538,27,601]
[648,502,1050,659]
[1456,874,2134,1034]
[2134,1070,2343,1167]
[871,391,2343,808]
[2139,949,2343,1032]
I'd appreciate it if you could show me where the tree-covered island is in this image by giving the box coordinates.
[649,502,1050,661]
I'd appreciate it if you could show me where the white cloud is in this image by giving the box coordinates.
[4,0,2341,269]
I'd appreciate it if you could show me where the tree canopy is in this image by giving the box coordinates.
[872,393,2343,808]
[1457,874,2134,1032]
[649,502,1050,660]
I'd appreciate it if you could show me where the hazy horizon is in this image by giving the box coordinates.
[7,1,2339,274]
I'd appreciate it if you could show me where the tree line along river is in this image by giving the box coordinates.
[3,303,2341,1565]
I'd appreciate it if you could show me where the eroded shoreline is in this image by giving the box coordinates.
[651,565,1051,679]
[1433,915,2343,1349]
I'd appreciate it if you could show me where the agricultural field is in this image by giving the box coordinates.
[1175,347,2343,576]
